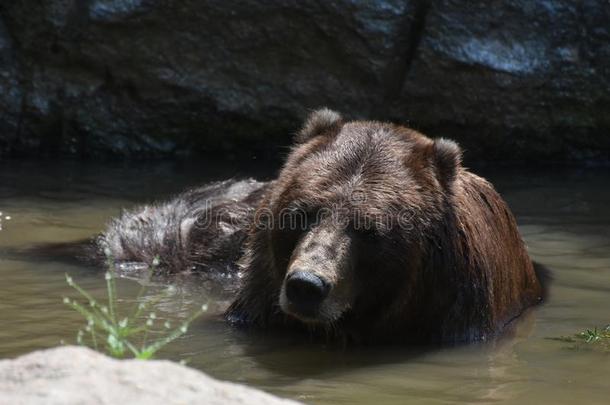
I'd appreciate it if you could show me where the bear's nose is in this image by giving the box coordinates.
[285,271,330,313]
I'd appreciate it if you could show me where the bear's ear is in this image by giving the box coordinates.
[295,108,343,143]
[432,138,462,186]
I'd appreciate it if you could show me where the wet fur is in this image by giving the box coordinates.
[99,179,268,273]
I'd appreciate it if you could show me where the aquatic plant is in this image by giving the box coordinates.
[578,326,610,344]
[63,256,207,359]
[550,325,610,352]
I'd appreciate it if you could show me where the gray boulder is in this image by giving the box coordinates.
[0,346,300,405]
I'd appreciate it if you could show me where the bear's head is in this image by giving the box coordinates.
[228,109,463,340]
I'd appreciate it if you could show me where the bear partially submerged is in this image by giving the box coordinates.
[100,109,546,344]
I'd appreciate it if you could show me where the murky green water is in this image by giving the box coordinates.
[1,161,609,404]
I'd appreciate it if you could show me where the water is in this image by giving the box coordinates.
[1,160,609,404]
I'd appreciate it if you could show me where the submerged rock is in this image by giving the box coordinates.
[0,1,608,162]
[0,346,300,405]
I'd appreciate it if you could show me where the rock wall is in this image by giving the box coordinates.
[0,1,608,162]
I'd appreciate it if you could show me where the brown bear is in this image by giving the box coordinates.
[95,108,546,344]
[225,109,546,343]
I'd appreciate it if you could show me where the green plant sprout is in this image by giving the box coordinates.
[63,255,207,359]
[549,325,610,352]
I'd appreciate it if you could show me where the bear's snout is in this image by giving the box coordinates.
[285,271,330,316]
[279,220,355,323]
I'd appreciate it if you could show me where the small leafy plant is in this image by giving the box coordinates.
[550,325,610,352]
[63,257,207,359]
[578,326,610,344]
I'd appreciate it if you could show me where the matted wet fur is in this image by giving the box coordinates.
[76,109,546,344]
[99,179,268,273]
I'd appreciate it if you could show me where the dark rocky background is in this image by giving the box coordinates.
[0,0,608,163]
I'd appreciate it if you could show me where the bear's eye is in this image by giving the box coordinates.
[278,204,325,233]
[306,207,329,227]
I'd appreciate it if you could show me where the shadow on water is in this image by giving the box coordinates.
[0,158,278,202]
[174,307,548,404]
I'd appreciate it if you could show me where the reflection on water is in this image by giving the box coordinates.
[0,161,609,404]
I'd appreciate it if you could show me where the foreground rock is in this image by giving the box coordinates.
[0,346,300,405]
[0,1,608,162]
